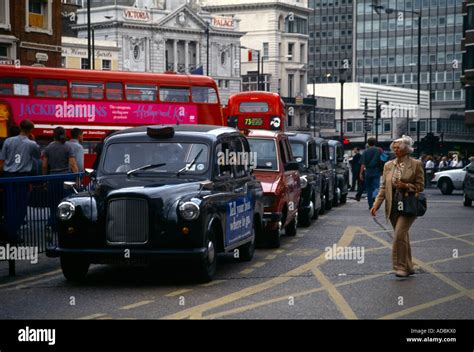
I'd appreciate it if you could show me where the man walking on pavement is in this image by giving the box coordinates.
[0,119,40,242]
[66,128,85,172]
[350,147,362,192]
[359,137,382,209]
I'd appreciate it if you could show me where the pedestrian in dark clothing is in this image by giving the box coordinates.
[350,147,362,191]
[42,127,78,232]
[360,137,382,209]
[0,120,40,242]
[66,128,85,172]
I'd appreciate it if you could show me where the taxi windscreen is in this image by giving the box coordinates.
[102,142,209,175]
[248,138,278,171]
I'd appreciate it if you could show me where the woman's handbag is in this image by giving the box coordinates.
[395,190,427,217]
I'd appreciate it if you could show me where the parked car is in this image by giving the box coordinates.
[431,167,467,195]
[314,138,336,212]
[47,125,264,282]
[463,164,474,206]
[287,133,322,226]
[328,140,350,205]
[246,130,301,248]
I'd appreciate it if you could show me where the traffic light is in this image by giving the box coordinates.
[420,133,440,154]
[343,138,350,146]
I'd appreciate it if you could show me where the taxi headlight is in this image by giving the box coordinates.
[300,175,308,189]
[179,201,200,221]
[57,202,75,221]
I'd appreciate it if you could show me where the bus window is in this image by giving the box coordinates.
[126,84,157,101]
[192,87,218,103]
[239,102,269,113]
[33,79,68,98]
[160,87,190,103]
[71,82,104,100]
[0,77,29,96]
[106,82,123,101]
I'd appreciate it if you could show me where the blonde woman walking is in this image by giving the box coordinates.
[370,136,425,278]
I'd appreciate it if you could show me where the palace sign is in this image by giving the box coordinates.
[211,16,235,29]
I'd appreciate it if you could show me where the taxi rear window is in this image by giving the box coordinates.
[239,102,269,113]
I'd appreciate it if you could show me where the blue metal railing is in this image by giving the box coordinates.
[0,173,87,276]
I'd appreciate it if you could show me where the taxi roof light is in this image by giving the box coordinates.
[147,126,175,139]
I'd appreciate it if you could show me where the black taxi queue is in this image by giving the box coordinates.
[47,125,348,282]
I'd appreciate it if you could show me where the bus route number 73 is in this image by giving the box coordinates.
[244,118,263,127]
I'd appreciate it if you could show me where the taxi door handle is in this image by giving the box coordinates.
[234,183,248,193]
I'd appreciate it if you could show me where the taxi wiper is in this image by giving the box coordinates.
[127,163,167,177]
[177,148,203,177]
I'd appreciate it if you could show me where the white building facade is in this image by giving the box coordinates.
[74,0,245,103]
[202,0,312,129]
[62,36,120,70]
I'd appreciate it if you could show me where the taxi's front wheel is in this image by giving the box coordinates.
[60,254,90,282]
[197,228,217,282]
[237,225,255,262]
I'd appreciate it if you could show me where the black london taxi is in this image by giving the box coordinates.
[287,133,322,227]
[47,125,264,282]
[313,138,336,212]
[328,140,350,205]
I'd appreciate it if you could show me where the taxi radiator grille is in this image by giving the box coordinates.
[106,198,149,244]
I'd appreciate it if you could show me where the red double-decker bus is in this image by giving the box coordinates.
[225,91,286,131]
[0,65,224,167]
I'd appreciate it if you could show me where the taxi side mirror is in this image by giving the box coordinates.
[84,169,97,178]
[64,181,78,194]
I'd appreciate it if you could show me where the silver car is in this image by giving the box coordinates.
[431,167,467,195]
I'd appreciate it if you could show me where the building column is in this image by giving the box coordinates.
[185,40,189,73]
[145,37,150,72]
[173,39,178,72]
[196,42,201,67]
[163,39,167,71]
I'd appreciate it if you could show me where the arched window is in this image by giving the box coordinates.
[278,15,284,31]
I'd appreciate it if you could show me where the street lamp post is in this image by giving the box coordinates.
[240,46,261,91]
[92,27,95,70]
[257,50,261,91]
[340,77,345,142]
[339,67,347,142]
[206,21,210,76]
[375,91,379,143]
[87,0,92,69]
